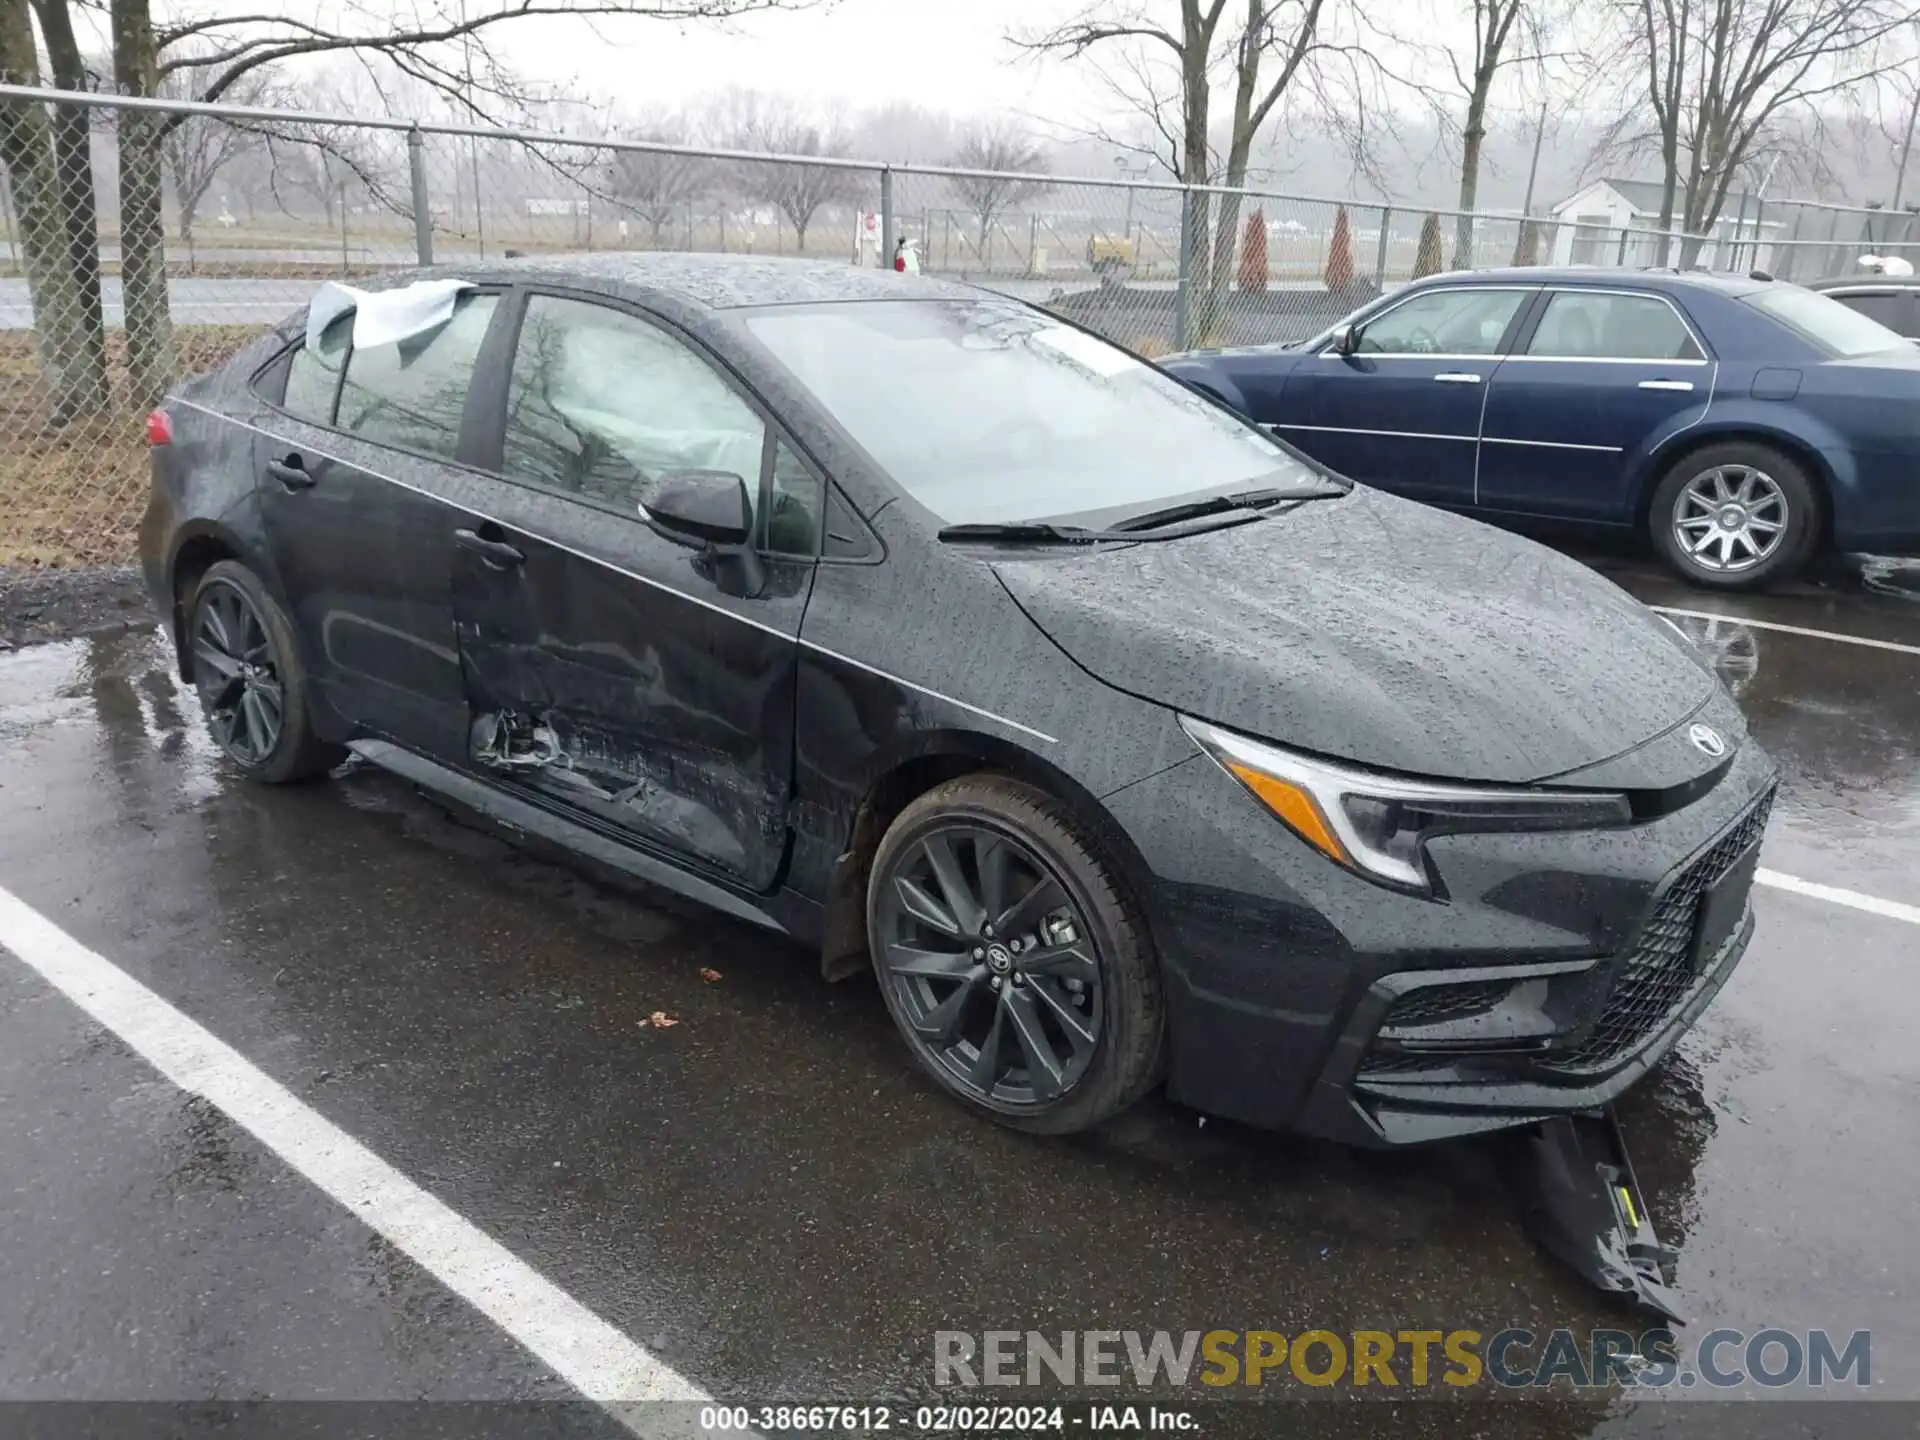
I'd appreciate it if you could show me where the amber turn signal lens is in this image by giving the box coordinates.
[1225,760,1349,864]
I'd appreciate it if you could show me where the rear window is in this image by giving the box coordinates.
[335,292,499,459]
[281,313,351,425]
[1741,286,1906,357]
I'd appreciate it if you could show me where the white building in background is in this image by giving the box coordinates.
[1546,178,1782,270]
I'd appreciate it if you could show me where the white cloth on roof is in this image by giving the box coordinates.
[307,278,477,350]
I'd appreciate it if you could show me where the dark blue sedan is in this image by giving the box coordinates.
[1163,268,1920,588]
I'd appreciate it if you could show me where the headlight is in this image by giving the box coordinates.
[1181,716,1632,896]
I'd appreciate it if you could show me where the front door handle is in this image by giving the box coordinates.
[1433,371,1482,384]
[1638,379,1695,392]
[454,528,526,570]
[265,455,313,490]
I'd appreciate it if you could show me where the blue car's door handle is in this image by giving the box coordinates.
[1433,371,1482,384]
[1638,379,1695,392]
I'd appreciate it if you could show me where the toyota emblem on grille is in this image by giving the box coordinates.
[1689,723,1727,758]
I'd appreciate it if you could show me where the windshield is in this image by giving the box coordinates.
[741,300,1324,525]
[1742,286,1907,357]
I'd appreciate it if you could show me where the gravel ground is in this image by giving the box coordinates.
[0,566,153,650]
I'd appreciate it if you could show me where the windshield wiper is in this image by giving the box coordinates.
[1109,485,1335,533]
[936,521,1129,544]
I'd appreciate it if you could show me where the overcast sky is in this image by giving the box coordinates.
[520,0,1122,122]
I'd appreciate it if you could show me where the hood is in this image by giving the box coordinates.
[993,486,1721,785]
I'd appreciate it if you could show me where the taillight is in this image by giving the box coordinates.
[146,408,173,445]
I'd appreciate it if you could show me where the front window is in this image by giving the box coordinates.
[1741,285,1906,357]
[741,300,1321,526]
[1352,289,1528,356]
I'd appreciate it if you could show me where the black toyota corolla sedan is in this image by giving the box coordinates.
[141,254,1776,1147]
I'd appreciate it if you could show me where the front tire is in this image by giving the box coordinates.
[866,775,1164,1134]
[1649,442,1819,590]
[188,560,343,784]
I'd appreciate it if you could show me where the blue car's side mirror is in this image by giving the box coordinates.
[1331,322,1361,355]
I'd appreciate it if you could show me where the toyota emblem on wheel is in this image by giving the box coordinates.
[1689,723,1728,758]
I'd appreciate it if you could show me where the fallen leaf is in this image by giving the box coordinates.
[699,967,723,983]
[644,1010,680,1029]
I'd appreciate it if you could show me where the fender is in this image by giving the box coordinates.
[1160,357,1253,416]
[1628,400,1853,521]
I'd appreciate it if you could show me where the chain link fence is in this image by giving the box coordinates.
[0,84,1909,579]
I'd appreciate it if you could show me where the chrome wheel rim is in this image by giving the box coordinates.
[1673,465,1788,573]
[192,580,284,765]
[875,824,1103,1109]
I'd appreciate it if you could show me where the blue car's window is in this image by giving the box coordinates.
[1742,285,1907,357]
[742,300,1322,525]
[1525,292,1702,361]
[1351,288,1527,356]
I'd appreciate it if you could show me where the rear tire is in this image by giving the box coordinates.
[1649,441,1819,590]
[866,775,1164,1135]
[188,560,343,784]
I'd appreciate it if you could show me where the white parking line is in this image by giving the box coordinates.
[1652,605,1920,658]
[1757,868,1920,926]
[0,884,707,1430]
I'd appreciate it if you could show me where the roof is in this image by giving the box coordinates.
[1557,177,1759,219]
[414,251,985,310]
[1408,266,1769,296]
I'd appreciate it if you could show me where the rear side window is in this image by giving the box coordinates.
[1526,292,1703,361]
[500,294,767,519]
[281,313,351,424]
[336,292,499,459]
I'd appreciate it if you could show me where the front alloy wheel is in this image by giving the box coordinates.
[876,824,1102,1108]
[866,775,1165,1134]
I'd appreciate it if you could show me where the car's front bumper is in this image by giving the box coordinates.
[1104,731,1779,1146]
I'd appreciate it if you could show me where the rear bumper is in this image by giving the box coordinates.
[1105,736,1779,1146]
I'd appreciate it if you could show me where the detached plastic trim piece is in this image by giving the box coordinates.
[1514,1108,1686,1324]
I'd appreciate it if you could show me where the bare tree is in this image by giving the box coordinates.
[28,0,106,415]
[0,2,826,416]
[1606,0,1916,266]
[607,121,713,245]
[159,59,274,243]
[730,97,859,251]
[1445,0,1543,267]
[1021,1,1387,340]
[946,125,1052,257]
[0,0,101,422]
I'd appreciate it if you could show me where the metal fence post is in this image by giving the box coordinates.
[407,127,434,266]
[880,166,893,269]
[1615,227,1629,265]
[1374,205,1391,288]
[1175,188,1195,350]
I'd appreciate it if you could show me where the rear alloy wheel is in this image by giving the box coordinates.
[867,776,1163,1134]
[1650,442,1818,590]
[189,561,342,784]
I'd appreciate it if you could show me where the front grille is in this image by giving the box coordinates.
[1380,979,1512,1029]
[1553,788,1775,1071]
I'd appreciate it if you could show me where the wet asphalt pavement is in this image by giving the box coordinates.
[0,546,1916,1438]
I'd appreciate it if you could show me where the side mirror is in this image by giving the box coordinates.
[643,469,753,547]
[642,468,764,598]
[1330,322,1361,355]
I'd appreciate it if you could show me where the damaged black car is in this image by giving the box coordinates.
[141,254,1776,1150]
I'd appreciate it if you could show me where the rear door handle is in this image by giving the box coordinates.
[265,455,313,490]
[1638,379,1695,392]
[454,528,526,570]
[1433,371,1482,384]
